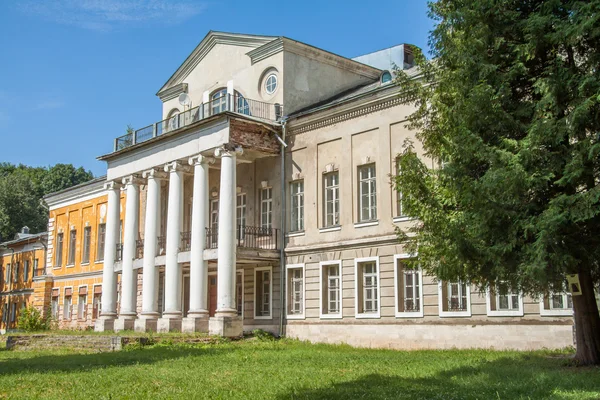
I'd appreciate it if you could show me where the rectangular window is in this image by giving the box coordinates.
[209,199,219,246]
[51,288,59,319]
[4,263,9,283]
[356,258,380,317]
[55,233,64,267]
[10,303,16,323]
[33,258,39,277]
[395,159,409,217]
[290,181,304,232]
[13,262,19,283]
[487,283,523,316]
[286,265,304,318]
[68,230,77,265]
[82,226,91,264]
[63,291,72,320]
[254,267,272,318]
[261,188,273,229]
[324,172,340,227]
[78,295,87,320]
[358,164,377,222]
[540,283,573,316]
[96,223,106,261]
[439,280,471,317]
[395,255,423,317]
[236,271,244,317]
[24,260,29,282]
[320,261,342,318]
[237,194,246,241]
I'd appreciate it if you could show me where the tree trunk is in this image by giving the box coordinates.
[573,269,600,365]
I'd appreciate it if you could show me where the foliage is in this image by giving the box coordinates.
[0,341,598,399]
[252,328,276,341]
[16,306,52,332]
[0,163,93,241]
[394,0,600,364]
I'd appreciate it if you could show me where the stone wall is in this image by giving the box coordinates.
[6,335,122,352]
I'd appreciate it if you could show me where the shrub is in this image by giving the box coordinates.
[252,329,275,341]
[17,306,52,332]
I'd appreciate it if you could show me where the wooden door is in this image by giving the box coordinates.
[209,275,218,317]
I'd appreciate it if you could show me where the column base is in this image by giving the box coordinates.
[114,317,136,332]
[157,317,182,333]
[95,317,116,332]
[182,315,209,333]
[209,315,243,337]
[134,317,158,333]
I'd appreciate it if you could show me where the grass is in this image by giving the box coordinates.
[0,339,599,399]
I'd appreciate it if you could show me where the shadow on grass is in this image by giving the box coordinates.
[277,353,600,400]
[0,345,231,376]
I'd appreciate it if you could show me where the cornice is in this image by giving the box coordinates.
[246,38,284,64]
[157,31,277,96]
[158,83,188,102]
[44,177,107,209]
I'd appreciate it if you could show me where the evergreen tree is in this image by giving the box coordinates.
[395,0,600,364]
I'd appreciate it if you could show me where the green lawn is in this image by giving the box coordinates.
[0,339,598,399]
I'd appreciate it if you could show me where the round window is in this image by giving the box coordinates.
[265,74,278,94]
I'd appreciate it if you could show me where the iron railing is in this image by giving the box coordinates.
[205,225,279,250]
[115,243,123,262]
[135,239,144,259]
[113,93,283,152]
[180,231,191,252]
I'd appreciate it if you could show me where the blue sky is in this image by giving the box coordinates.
[0,0,434,176]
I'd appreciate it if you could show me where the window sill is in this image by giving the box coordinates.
[393,216,416,223]
[254,315,272,320]
[286,314,305,320]
[319,314,343,319]
[540,310,573,317]
[94,260,104,264]
[65,264,75,268]
[356,312,381,319]
[53,266,62,270]
[319,226,341,233]
[439,311,472,318]
[354,220,379,228]
[487,310,524,317]
[80,262,90,266]
[286,231,305,238]
[395,311,424,318]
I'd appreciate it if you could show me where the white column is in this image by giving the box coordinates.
[119,175,140,319]
[163,161,184,319]
[188,155,212,317]
[97,181,120,328]
[140,169,162,317]
[215,145,242,316]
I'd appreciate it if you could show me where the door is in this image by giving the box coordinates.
[209,275,218,317]
[183,275,190,317]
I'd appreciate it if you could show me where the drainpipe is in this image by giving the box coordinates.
[275,118,288,337]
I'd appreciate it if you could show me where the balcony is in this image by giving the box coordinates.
[205,225,280,251]
[114,94,283,152]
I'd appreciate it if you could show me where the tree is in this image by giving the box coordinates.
[41,164,94,195]
[394,0,600,365]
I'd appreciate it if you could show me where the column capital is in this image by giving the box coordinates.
[164,161,191,174]
[104,181,122,191]
[142,168,167,180]
[214,144,243,158]
[188,154,215,166]
[122,174,144,186]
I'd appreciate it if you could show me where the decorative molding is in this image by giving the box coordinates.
[188,154,215,166]
[142,168,167,180]
[164,161,191,174]
[157,83,188,102]
[214,144,243,158]
[104,180,122,191]
[121,174,144,186]
[247,38,284,64]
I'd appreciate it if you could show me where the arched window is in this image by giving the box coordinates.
[381,71,393,84]
[265,74,278,94]
[235,92,250,116]
[211,88,228,115]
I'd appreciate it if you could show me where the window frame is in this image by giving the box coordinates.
[394,254,424,318]
[77,285,88,320]
[357,164,377,222]
[438,280,472,317]
[539,291,573,317]
[211,88,228,114]
[319,260,343,319]
[63,286,73,321]
[354,256,381,319]
[67,229,77,266]
[323,172,340,228]
[55,232,64,267]
[265,73,278,95]
[92,284,102,320]
[96,223,106,262]
[286,263,305,320]
[24,260,29,282]
[290,180,304,232]
[485,284,524,317]
[260,187,273,229]
[82,226,92,264]
[51,287,60,319]
[13,261,19,283]
[236,269,244,319]
[254,266,273,319]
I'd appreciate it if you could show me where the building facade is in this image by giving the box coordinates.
[22,31,574,349]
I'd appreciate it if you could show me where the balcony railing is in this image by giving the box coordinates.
[180,231,191,252]
[205,225,279,251]
[135,239,144,259]
[157,236,166,256]
[115,243,123,262]
[114,94,283,152]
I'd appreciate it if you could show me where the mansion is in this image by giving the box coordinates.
[0,31,574,349]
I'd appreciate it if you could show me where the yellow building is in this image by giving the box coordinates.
[0,228,47,332]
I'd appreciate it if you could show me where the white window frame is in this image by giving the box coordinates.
[92,284,102,320]
[55,232,64,267]
[319,260,343,319]
[96,223,106,262]
[265,73,278,94]
[67,229,77,266]
[290,181,304,232]
[358,164,377,222]
[236,193,247,228]
[63,286,73,320]
[24,260,30,282]
[486,284,524,317]
[438,280,472,317]
[323,172,340,228]
[539,292,573,316]
[82,226,91,264]
[260,188,273,229]
[211,88,228,114]
[394,254,424,318]
[286,263,305,320]
[77,284,88,320]
[51,287,60,319]
[354,256,381,319]
[254,266,273,319]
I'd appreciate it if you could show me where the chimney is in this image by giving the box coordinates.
[21,226,30,234]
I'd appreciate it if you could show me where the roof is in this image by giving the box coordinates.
[0,232,47,248]
[43,176,107,208]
